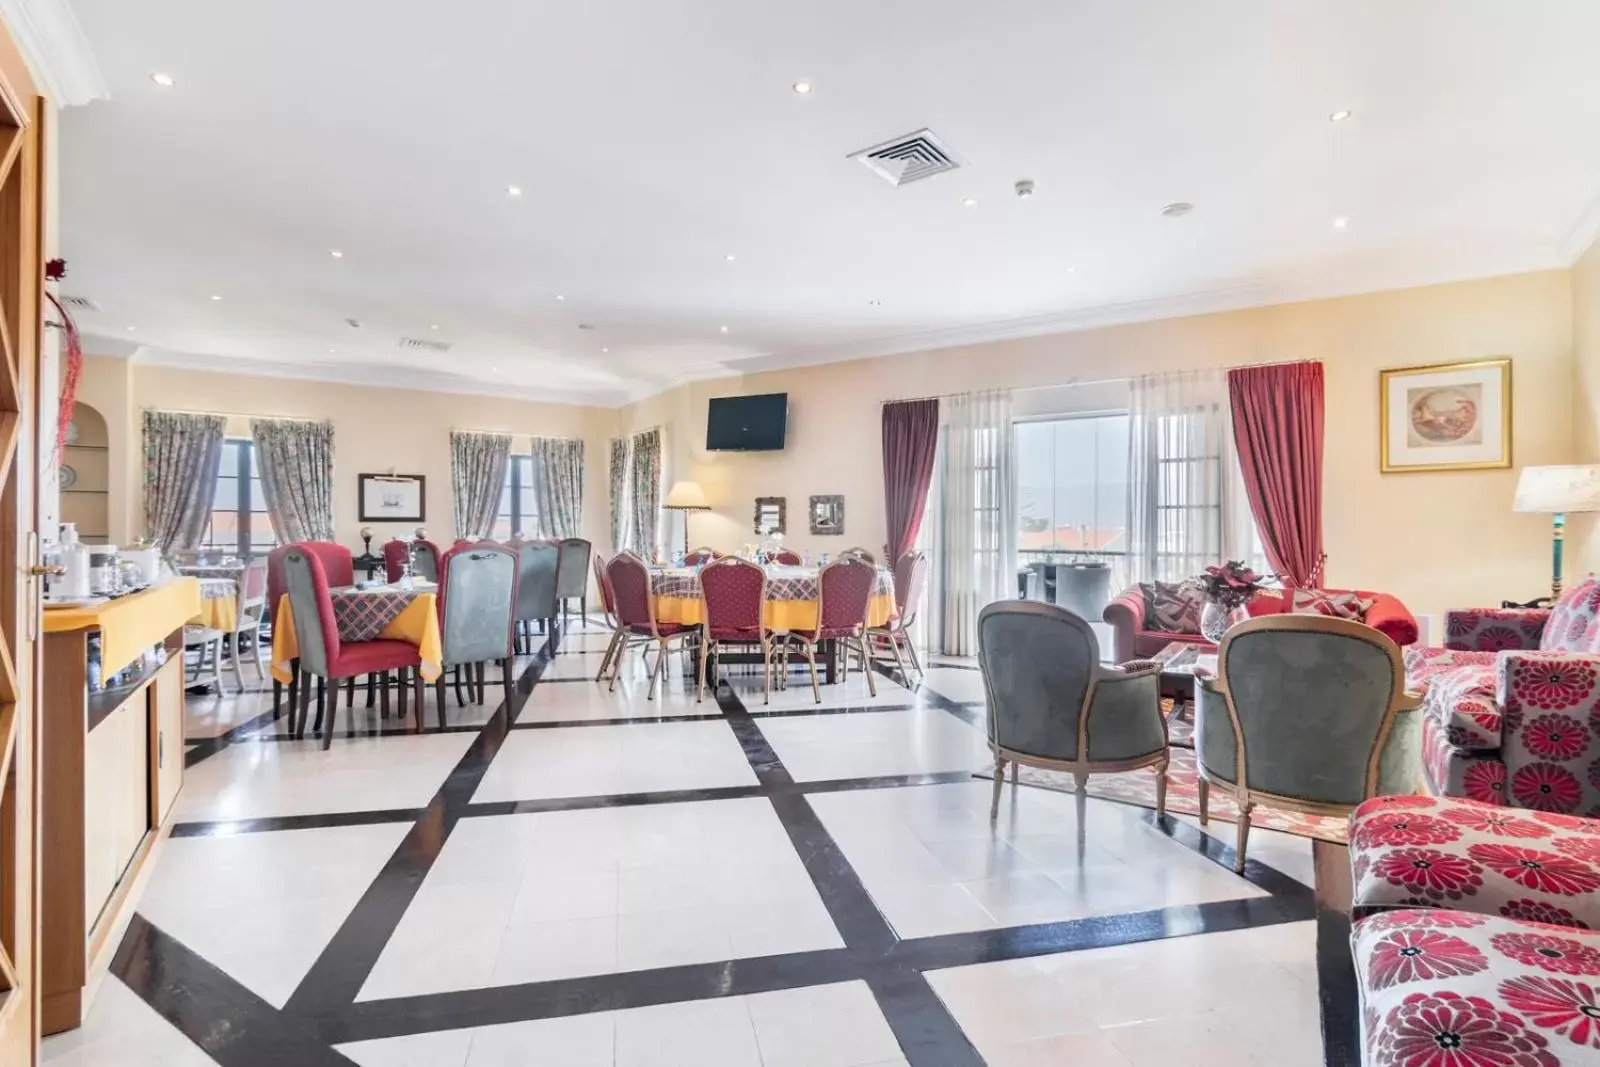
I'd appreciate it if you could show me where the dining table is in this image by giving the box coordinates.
[174,561,246,631]
[269,581,444,683]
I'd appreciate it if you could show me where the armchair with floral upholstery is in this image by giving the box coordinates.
[1404,575,1600,815]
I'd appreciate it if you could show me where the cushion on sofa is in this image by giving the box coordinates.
[1424,663,1504,751]
[1542,575,1600,654]
[1354,908,1600,1065]
[1140,580,1202,635]
[1406,645,1499,689]
[1350,795,1600,930]
[1290,588,1373,621]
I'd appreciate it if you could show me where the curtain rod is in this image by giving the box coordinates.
[141,405,323,422]
[877,356,1320,406]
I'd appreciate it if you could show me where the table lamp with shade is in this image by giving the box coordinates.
[663,480,711,558]
[1513,464,1600,598]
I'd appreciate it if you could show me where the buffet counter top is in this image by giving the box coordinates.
[44,578,200,676]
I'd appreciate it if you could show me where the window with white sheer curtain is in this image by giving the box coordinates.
[933,389,1015,657]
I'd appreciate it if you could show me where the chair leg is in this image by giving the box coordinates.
[1196,778,1210,825]
[413,669,425,733]
[436,676,448,729]
[380,673,391,720]
[647,640,665,700]
[1072,771,1088,828]
[1010,762,1019,785]
[322,675,340,750]
[367,673,377,708]
[597,631,622,683]
[313,676,326,735]
[398,667,409,721]
[886,633,909,689]
[805,643,821,705]
[761,638,771,706]
[1154,762,1168,817]
[990,755,1007,822]
[288,665,300,726]
[502,658,513,705]
[227,634,244,693]
[697,637,710,703]
[905,635,925,680]
[858,637,877,697]
[345,676,356,707]
[1234,801,1254,874]
[475,662,486,704]
[272,678,283,721]
[608,637,626,692]
[453,666,467,708]
[296,670,313,738]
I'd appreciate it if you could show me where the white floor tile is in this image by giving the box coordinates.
[41,978,220,1067]
[613,995,763,1067]
[758,709,989,782]
[178,731,476,820]
[472,721,757,802]
[136,823,412,1008]
[745,982,904,1067]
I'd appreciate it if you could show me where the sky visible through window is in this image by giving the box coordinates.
[1015,415,1129,556]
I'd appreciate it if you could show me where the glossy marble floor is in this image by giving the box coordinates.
[44,621,1349,1067]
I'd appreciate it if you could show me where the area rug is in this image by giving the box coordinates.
[976,746,1348,844]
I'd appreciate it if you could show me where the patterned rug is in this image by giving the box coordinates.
[978,745,1349,844]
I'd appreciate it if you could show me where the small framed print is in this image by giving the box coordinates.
[753,496,786,536]
[1379,358,1512,473]
[359,473,426,522]
[809,494,844,535]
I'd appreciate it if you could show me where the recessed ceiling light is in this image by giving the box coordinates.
[149,72,175,87]
[429,323,439,330]
[329,249,344,258]
[555,294,565,302]
[961,197,978,207]
[1160,202,1194,218]
[792,80,813,95]
[1329,109,1352,123]
[719,325,729,334]
[725,254,736,262]
[1333,216,1350,229]
[492,365,500,373]
[210,294,222,301]
[602,347,610,353]
[125,325,136,332]
[506,185,523,197]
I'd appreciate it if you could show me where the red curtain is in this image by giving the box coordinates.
[1227,361,1326,587]
[882,399,940,563]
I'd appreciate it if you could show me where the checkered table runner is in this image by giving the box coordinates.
[198,577,237,601]
[649,565,893,602]
[331,587,418,642]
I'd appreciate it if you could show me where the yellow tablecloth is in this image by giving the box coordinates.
[44,577,202,677]
[652,593,896,632]
[193,579,238,631]
[270,592,443,683]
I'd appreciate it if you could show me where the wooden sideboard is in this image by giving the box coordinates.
[40,579,199,1034]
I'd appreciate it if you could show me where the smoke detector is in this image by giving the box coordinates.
[1014,179,1035,199]
[848,128,963,186]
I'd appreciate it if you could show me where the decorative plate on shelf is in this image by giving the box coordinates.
[59,464,76,489]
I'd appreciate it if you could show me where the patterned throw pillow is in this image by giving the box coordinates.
[1290,588,1374,621]
[1141,581,1202,634]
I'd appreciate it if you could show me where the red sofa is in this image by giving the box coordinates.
[1102,584,1418,664]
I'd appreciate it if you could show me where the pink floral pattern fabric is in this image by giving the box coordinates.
[1422,713,1508,806]
[1406,645,1498,688]
[1446,608,1550,653]
[1497,652,1600,815]
[1355,909,1600,1066]
[1350,796,1600,930]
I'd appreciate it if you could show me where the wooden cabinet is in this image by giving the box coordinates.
[151,658,184,825]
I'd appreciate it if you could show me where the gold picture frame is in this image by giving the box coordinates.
[1378,357,1511,473]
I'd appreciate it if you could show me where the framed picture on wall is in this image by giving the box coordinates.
[1379,358,1512,473]
[358,473,426,521]
[809,495,844,535]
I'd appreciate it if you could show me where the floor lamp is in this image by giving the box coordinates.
[664,480,711,558]
[1513,464,1600,599]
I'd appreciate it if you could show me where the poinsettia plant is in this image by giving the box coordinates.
[1185,561,1275,610]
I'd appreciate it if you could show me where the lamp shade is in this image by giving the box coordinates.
[1513,465,1600,514]
[664,480,710,510]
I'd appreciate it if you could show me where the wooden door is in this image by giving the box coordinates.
[0,21,44,1067]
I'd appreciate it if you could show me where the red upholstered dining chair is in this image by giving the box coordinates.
[604,552,695,700]
[684,546,722,566]
[696,557,773,704]
[300,540,354,587]
[840,547,877,565]
[384,538,443,583]
[868,550,928,682]
[772,549,803,566]
[592,552,631,682]
[281,547,424,749]
[784,556,879,704]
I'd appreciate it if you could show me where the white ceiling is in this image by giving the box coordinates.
[58,0,1600,406]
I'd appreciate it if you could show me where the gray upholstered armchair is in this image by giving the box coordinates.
[978,601,1169,824]
[1194,614,1423,871]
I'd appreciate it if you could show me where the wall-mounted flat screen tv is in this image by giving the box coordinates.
[706,393,788,451]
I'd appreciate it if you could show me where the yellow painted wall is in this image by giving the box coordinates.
[1572,241,1600,571]
[622,270,1575,615]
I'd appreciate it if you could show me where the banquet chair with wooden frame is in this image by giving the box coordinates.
[978,600,1169,827]
[840,547,877,565]
[592,552,627,682]
[783,556,879,704]
[868,550,928,684]
[606,551,695,700]
[281,547,425,749]
[433,543,519,729]
[1193,614,1423,871]
[684,546,722,566]
[771,549,803,566]
[696,557,774,704]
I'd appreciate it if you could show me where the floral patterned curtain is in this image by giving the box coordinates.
[451,431,511,540]
[530,437,584,539]
[629,426,663,559]
[608,436,630,553]
[142,410,225,550]
[251,418,335,542]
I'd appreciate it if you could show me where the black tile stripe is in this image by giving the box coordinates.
[111,626,1353,1067]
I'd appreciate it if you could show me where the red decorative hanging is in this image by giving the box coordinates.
[45,258,82,463]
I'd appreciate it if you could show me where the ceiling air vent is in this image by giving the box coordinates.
[59,295,100,312]
[848,128,962,186]
[398,337,452,354]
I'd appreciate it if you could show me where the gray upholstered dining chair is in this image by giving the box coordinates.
[555,537,592,627]
[511,540,561,653]
[978,600,1168,825]
[1194,614,1423,871]
[433,543,518,729]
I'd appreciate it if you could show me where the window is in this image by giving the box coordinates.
[200,438,278,555]
[1015,413,1130,562]
[491,455,541,539]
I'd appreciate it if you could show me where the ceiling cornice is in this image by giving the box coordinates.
[0,0,106,106]
[120,345,631,410]
[1560,188,1600,265]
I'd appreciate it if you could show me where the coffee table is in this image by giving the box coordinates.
[1149,642,1217,749]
